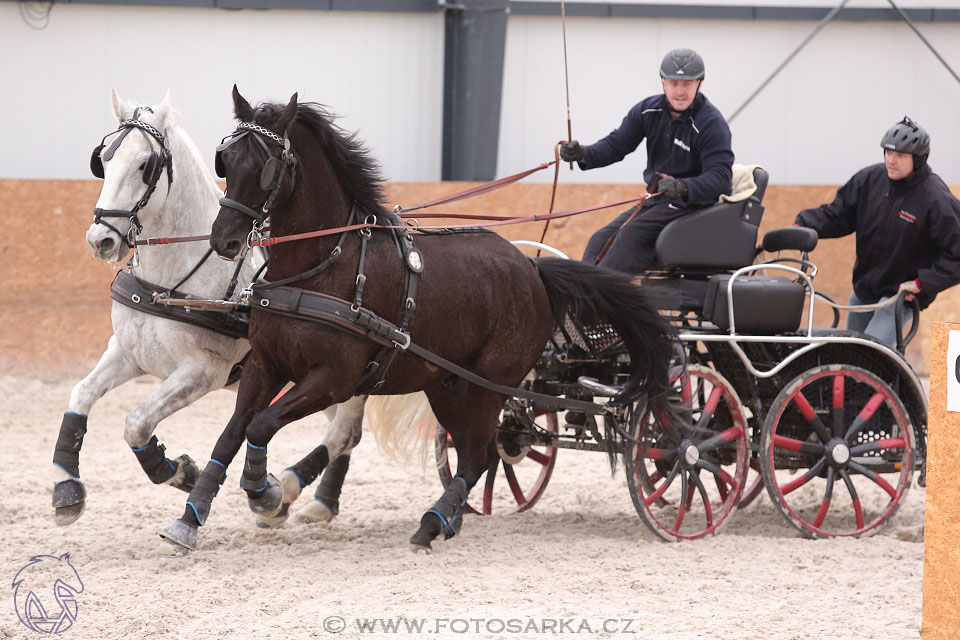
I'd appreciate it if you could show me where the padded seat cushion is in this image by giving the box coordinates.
[704,274,806,334]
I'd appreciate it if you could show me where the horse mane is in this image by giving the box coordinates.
[252,101,395,223]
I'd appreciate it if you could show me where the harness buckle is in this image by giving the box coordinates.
[392,331,411,350]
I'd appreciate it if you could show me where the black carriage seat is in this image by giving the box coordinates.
[703,273,806,334]
[641,165,768,313]
[653,165,768,270]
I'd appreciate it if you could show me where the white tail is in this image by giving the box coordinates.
[363,392,437,467]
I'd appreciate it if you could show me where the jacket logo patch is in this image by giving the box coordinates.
[673,138,690,152]
[898,210,916,223]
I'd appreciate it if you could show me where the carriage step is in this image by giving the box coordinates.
[577,377,621,397]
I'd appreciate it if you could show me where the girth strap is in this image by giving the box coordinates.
[111,271,249,339]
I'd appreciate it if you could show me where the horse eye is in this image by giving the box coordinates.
[138,162,146,171]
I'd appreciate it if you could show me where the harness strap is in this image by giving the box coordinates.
[111,271,249,339]
[219,197,262,221]
[169,248,214,298]
[250,285,605,414]
[254,206,358,291]
[354,228,422,395]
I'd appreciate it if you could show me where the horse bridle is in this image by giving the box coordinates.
[90,106,174,249]
[215,121,298,241]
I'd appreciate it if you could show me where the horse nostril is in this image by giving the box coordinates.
[97,237,116,254]
[218,240,242,260]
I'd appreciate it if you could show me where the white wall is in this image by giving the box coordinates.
[499,13,960,185]
[0,4,444,181]
[2,2,960,185]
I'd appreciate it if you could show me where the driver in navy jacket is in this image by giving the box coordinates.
[795,117,960,348]
[561,48,734,274]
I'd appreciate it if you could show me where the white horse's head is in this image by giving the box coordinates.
[87,89,177,263]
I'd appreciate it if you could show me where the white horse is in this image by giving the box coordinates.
[55,90,379,527]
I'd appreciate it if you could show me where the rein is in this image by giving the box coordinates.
[134,192,650,248]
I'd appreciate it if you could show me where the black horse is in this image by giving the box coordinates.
[160,86,675,553]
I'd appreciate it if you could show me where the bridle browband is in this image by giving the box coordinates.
[215,120,297,239]
[90,106,174,250]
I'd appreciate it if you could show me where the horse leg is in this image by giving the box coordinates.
[409,387,502,552]
[256,395,366,527]
[122,363,229,493]
[294,395,366,524]
[240,371,342,519]
[159,353,284,555]
[54,337,142,525]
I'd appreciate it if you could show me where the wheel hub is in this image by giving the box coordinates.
[827,439,851,467]
[680,440,700,468]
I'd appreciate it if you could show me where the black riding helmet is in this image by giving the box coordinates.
[660,48,705,81]
[881,116,930,172]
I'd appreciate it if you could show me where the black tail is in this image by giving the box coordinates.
[535,258,674,404]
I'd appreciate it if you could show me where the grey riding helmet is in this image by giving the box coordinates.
[660,48,705,80]
[881,116,930,170]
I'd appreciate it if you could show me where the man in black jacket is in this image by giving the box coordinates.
[795,116,960,348]
[560,48,734,274]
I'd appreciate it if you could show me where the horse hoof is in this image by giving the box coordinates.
[247,474,284,516]
[295,499,337,524]
[409,530,435,553]
[54,502,86,527]
[255,468,303,528]
[52,479,86,526]
[159,518,198,554]
[166,454,200,493]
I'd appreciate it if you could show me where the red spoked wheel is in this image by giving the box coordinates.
[760,365,914,538]
[434,411,558,515]
[738,454,765,509]
[625,365,749,541]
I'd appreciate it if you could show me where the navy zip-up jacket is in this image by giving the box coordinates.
[580,93,734,206]
[795,163,960,309]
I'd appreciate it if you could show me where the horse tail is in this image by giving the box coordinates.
[534,257,674,405]
[363,392,436,466]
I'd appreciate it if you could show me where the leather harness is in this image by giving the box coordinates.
[110,270,250,340]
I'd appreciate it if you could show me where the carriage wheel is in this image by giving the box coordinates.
[760,365,914,538]
[434,411,558,515]
[625,365,749,541]
[737,456,765,509]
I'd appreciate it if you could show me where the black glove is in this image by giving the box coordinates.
[656,174,688,200]
[559,140,585,163]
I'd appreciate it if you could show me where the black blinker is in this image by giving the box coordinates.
[142,153,161,186]
[90,144,105,179]
[260,157,280,190]
[215,150,225,178]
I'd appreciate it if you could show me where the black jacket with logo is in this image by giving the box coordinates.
[795,163,960,309]
[579,93,734,206]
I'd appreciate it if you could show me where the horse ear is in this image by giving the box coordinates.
[156,89,177,127]
[232,84,254,122]
[59,552,71,562]
[276,92,298,133]
[111,89,133,121]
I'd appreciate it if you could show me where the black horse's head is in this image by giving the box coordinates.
[210,86,299,259]
[209,86,388,261]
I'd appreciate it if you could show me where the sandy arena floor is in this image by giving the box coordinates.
[1,373,924,640]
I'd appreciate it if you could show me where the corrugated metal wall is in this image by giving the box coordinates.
[0,4,444,181]
[3,2,960,184]
[499,14,960,185]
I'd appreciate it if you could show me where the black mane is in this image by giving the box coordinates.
[253,101,391,221]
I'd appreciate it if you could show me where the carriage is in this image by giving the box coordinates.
[434,165,926,542]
